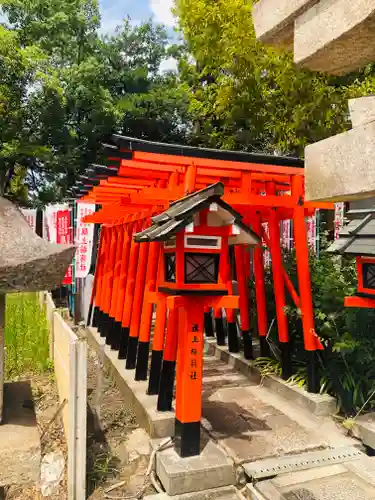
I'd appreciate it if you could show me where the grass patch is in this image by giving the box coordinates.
[5,292,52,379]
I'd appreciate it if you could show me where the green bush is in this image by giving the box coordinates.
[5,293,52,379]
[250,239,375,416]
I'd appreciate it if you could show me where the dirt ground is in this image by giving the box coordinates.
[4,342,155,499]
[86,343,155,499]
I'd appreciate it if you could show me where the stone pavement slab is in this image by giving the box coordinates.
[0,381,41,487]
[250,457,375,499]
[88,326,355,466]
[87,327,361,498]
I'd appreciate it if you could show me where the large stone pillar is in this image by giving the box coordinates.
[0,295,4,423]
[305,97,375,202]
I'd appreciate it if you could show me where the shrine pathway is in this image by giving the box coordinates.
[87,326,375,499]
[201,353,353,465]
[201,353,375,500]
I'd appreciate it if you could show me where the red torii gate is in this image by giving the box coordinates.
[71,136,332,402]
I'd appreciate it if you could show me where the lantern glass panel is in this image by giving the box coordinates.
[165,253,176,282]
[363,263,375,290]
[185,253,219,284]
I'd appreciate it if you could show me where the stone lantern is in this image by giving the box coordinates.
[0,197,75,421]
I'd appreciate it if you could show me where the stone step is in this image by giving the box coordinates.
[205,338,336,417]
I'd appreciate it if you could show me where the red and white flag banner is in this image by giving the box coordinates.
[334,203,345,240]
[281,220,292,250]
[307,213,317,253]
[262,222,271,268]
[56,209,73,285]
[75,203,95,279]
[44,203,69,243]
[21,209,37,233]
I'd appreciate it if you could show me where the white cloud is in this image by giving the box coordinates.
[100,1,122,34]
[100,17,120,34]
[99,0,142,35]
[149,0,175,26]
[160,57,178,73]
[100,11,141,34]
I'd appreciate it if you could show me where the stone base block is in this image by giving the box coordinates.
[0,381,41,487]
[87,327,174,438]
[151,439,235,496]
[143,485,240,500]
[354,414,375,450]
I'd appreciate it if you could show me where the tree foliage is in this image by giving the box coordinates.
[174,0,375,154]
[0,1,190,204]
[2,0,375,205]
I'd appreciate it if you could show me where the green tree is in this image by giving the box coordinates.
[0,1,191,204]
[174,0,374,154]
[1,0,100,64]
[0,24,54,202]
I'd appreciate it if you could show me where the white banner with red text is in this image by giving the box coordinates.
[21,209,37,232]
[75,203,95,279]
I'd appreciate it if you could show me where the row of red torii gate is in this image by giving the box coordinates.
[68,136,333,458]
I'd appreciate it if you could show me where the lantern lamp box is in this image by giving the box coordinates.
[134,182,260,296]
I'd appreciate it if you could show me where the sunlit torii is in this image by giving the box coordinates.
[68,135,332,455]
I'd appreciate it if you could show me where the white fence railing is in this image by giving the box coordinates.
[42,293,87,500]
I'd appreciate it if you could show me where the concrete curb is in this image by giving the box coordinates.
[87,327,174,438]
[205,339,337,417]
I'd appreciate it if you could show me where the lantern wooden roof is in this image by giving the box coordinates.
[134,182,260,246]
[328,208,375,256]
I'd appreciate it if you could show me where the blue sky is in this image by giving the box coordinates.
[99,0,178,71]
[99,0,175,34]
